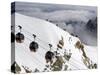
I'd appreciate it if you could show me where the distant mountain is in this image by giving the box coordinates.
[86,17,97,36]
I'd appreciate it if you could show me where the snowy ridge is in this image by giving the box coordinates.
[12,13,97,73]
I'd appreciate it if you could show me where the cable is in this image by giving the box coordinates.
[15,29,87,68]
[15,25,96,69]
[20,34,81,69]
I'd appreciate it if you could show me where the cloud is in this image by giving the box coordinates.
[13,2,97,46]
[17,9,96,23]
[45,10,95,22]
[14,2,97,23]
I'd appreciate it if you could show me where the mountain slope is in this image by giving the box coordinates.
[12,13,97,73]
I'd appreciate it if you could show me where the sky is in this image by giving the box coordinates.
[12,2,97,22]
[11,2,97,46]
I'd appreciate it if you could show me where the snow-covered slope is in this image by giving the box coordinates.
[12,13,97,73]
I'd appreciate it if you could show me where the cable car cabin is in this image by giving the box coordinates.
[45,51,54,64]
[11,32,15,43]
[16,32,24,43]
[11,26,15,43]
[29,41,39,52]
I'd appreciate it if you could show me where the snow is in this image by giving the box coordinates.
[12,13,97,73]
[84,45,98,63]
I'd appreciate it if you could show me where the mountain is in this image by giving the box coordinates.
[11,13,97,73]
[86,17,97,36]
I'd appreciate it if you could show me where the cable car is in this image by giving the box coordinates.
[29,41,39,52]
[11,26,15,43]
[45,44,54,64]
[16,25,24,43]
[11,32,15,43]
[45,51,54,63]
[29,34,39,52]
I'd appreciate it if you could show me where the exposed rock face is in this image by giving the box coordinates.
[11,61,21,73]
